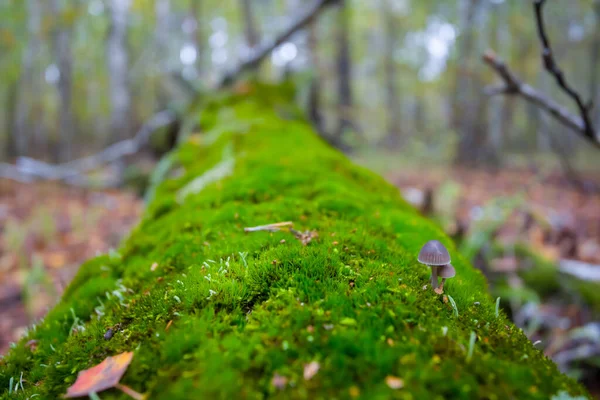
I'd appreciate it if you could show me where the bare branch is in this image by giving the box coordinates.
[534,0,596,139]
[219,0,338,88]
[482,51,598,146]
[0,110,176,185]
[482,1,600,149]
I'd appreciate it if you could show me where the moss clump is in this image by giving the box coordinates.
[0,83,589,399]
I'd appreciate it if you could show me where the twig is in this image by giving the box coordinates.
[218,0,339,88]
[482,0,600,149]
[482,51,598,148]
[0,110,176,185]
[558,259,600,282]
[244,221,294,232]
[533,0,597,145]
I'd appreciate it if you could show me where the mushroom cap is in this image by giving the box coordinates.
[417,240,451,266]
[438,263,456,278]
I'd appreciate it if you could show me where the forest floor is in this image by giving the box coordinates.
[0,180,143,354]
[0,167,599,393]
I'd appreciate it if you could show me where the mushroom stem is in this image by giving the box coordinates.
[430,267,439,289]
[439,278,446,291]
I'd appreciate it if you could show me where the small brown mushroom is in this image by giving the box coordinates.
[435,264,456,294]
[418,240,451,289]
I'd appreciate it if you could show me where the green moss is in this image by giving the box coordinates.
[0,83,589,399]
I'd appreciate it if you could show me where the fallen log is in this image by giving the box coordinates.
[0,83,589,399]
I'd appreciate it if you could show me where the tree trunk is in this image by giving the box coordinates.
[107,0,132,143]
[5,81,19,161]
[453,0,483,165]
[0,86,587,400]
[334,0,353,148]
[189,0,203,77]
[382,0,401,148]
[155,0,171,108]
[591,0,600,128]
[307,20,324,134]
[51,0,75,162]
[240,0,260,48]
[13,0,43,157]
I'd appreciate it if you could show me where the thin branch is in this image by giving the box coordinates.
[218,0,338,88]
[482,51,600,149]
[482,0,600,149]
[533,0,597,143]
[0,110,176,185]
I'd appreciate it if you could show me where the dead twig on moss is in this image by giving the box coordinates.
[244,221,317,245]
[244,221,294,233]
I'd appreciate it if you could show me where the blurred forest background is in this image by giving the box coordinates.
[1,0,600,396]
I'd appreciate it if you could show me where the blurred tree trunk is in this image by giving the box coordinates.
[241,0,260,48]
[591,0,600,128]
[5,81,19,160]
[453,0,484,165]
[190,0,203,77]
[14,0,43,157]
[107,0,132,143]
[307,20,324,134]
[334,0,353,148]
[155,0,171,107]
[51,0,75,162]
[382,0,401,148]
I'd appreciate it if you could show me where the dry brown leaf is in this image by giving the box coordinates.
[64,351,143,399]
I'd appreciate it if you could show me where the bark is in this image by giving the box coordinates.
[453,0,483,165]
[107,0,132,143]
[333,0,353,147]
[51,0,75,162]
[155,0,171,108]
[241,0,260,48]
[5,82,19,160]
[13,0,42,157]
[307,21,324,134]
[189,0,203,75]
[591,0,600,128]
[382,0,401,148]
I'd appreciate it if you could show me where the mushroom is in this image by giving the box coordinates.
[434,263,456,294]
[417,240,451,289]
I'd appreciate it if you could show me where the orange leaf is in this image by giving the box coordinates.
[64,352,134,398]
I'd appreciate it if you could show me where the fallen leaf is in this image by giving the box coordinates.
[385,375,404,389]
[64,352,135,398]
[303,361,320,380]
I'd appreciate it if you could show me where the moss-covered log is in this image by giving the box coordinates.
[0,84,589,399]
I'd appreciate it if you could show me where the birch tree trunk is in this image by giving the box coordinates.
[13,0,42,157]
[51,0,75,162]
[107,0,132,143]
